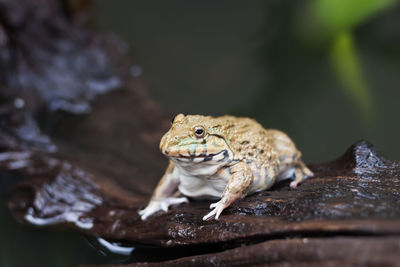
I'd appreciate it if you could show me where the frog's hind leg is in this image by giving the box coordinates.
[289,161,313,189]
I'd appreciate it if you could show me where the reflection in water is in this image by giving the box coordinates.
[0,173,107,266]
[20,163,103,230]
[97,238,135,255]
[25,207,95,229]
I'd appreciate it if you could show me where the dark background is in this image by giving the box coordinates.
[95,0,400,163]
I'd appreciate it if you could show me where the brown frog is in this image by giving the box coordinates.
[139,114,313,220]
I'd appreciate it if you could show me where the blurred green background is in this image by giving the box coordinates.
[2,1,400,266]
[95,0,400,162]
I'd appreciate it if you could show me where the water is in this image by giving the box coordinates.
[0,174,104,267]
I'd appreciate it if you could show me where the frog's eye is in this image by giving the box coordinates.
[194,126,206,138]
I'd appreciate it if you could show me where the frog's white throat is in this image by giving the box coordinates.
[170,150,230,176]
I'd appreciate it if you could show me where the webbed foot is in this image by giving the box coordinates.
[290,163,314,189]
[202,200,227,221]
[138,197,188,220]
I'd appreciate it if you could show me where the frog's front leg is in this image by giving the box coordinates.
[139,161,188,220]
[203,161,254,220]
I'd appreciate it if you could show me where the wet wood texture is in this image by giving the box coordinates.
[99,237,400,267]
[4,136,400,265]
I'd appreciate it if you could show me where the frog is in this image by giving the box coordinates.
[138,114,313,221]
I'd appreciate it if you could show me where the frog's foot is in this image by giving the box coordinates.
[202,200,228,221]
[138,197,188,220]
[289,179,300,189]
[290,163,314,189]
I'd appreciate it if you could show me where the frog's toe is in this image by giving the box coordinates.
[139,209,152,220]
[139,206,157,220]
[203,201,226,220]
[167,197,189,206]
[289,180,299,189]
[138,207,153,218]
[209,202,218,209]
[160,202,169,212]
[203,208,217,221]
[214,205,224,220]
[289,166,311,189]
[138,201,164,220]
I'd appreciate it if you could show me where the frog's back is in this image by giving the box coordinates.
[214,116,304,191]
[214,116,275,162]
[214,116,300,163]
[265,129,302,163]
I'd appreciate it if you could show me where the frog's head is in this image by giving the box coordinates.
[160,114,231,163]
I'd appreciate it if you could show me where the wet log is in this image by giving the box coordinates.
[0,0,128,152]
[99,237,400,267]
[4,140,400,265]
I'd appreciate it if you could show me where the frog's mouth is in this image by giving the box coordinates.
[171,150,228,163]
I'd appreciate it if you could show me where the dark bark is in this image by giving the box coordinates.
[4,138,400,265]
[98,237,400,267]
